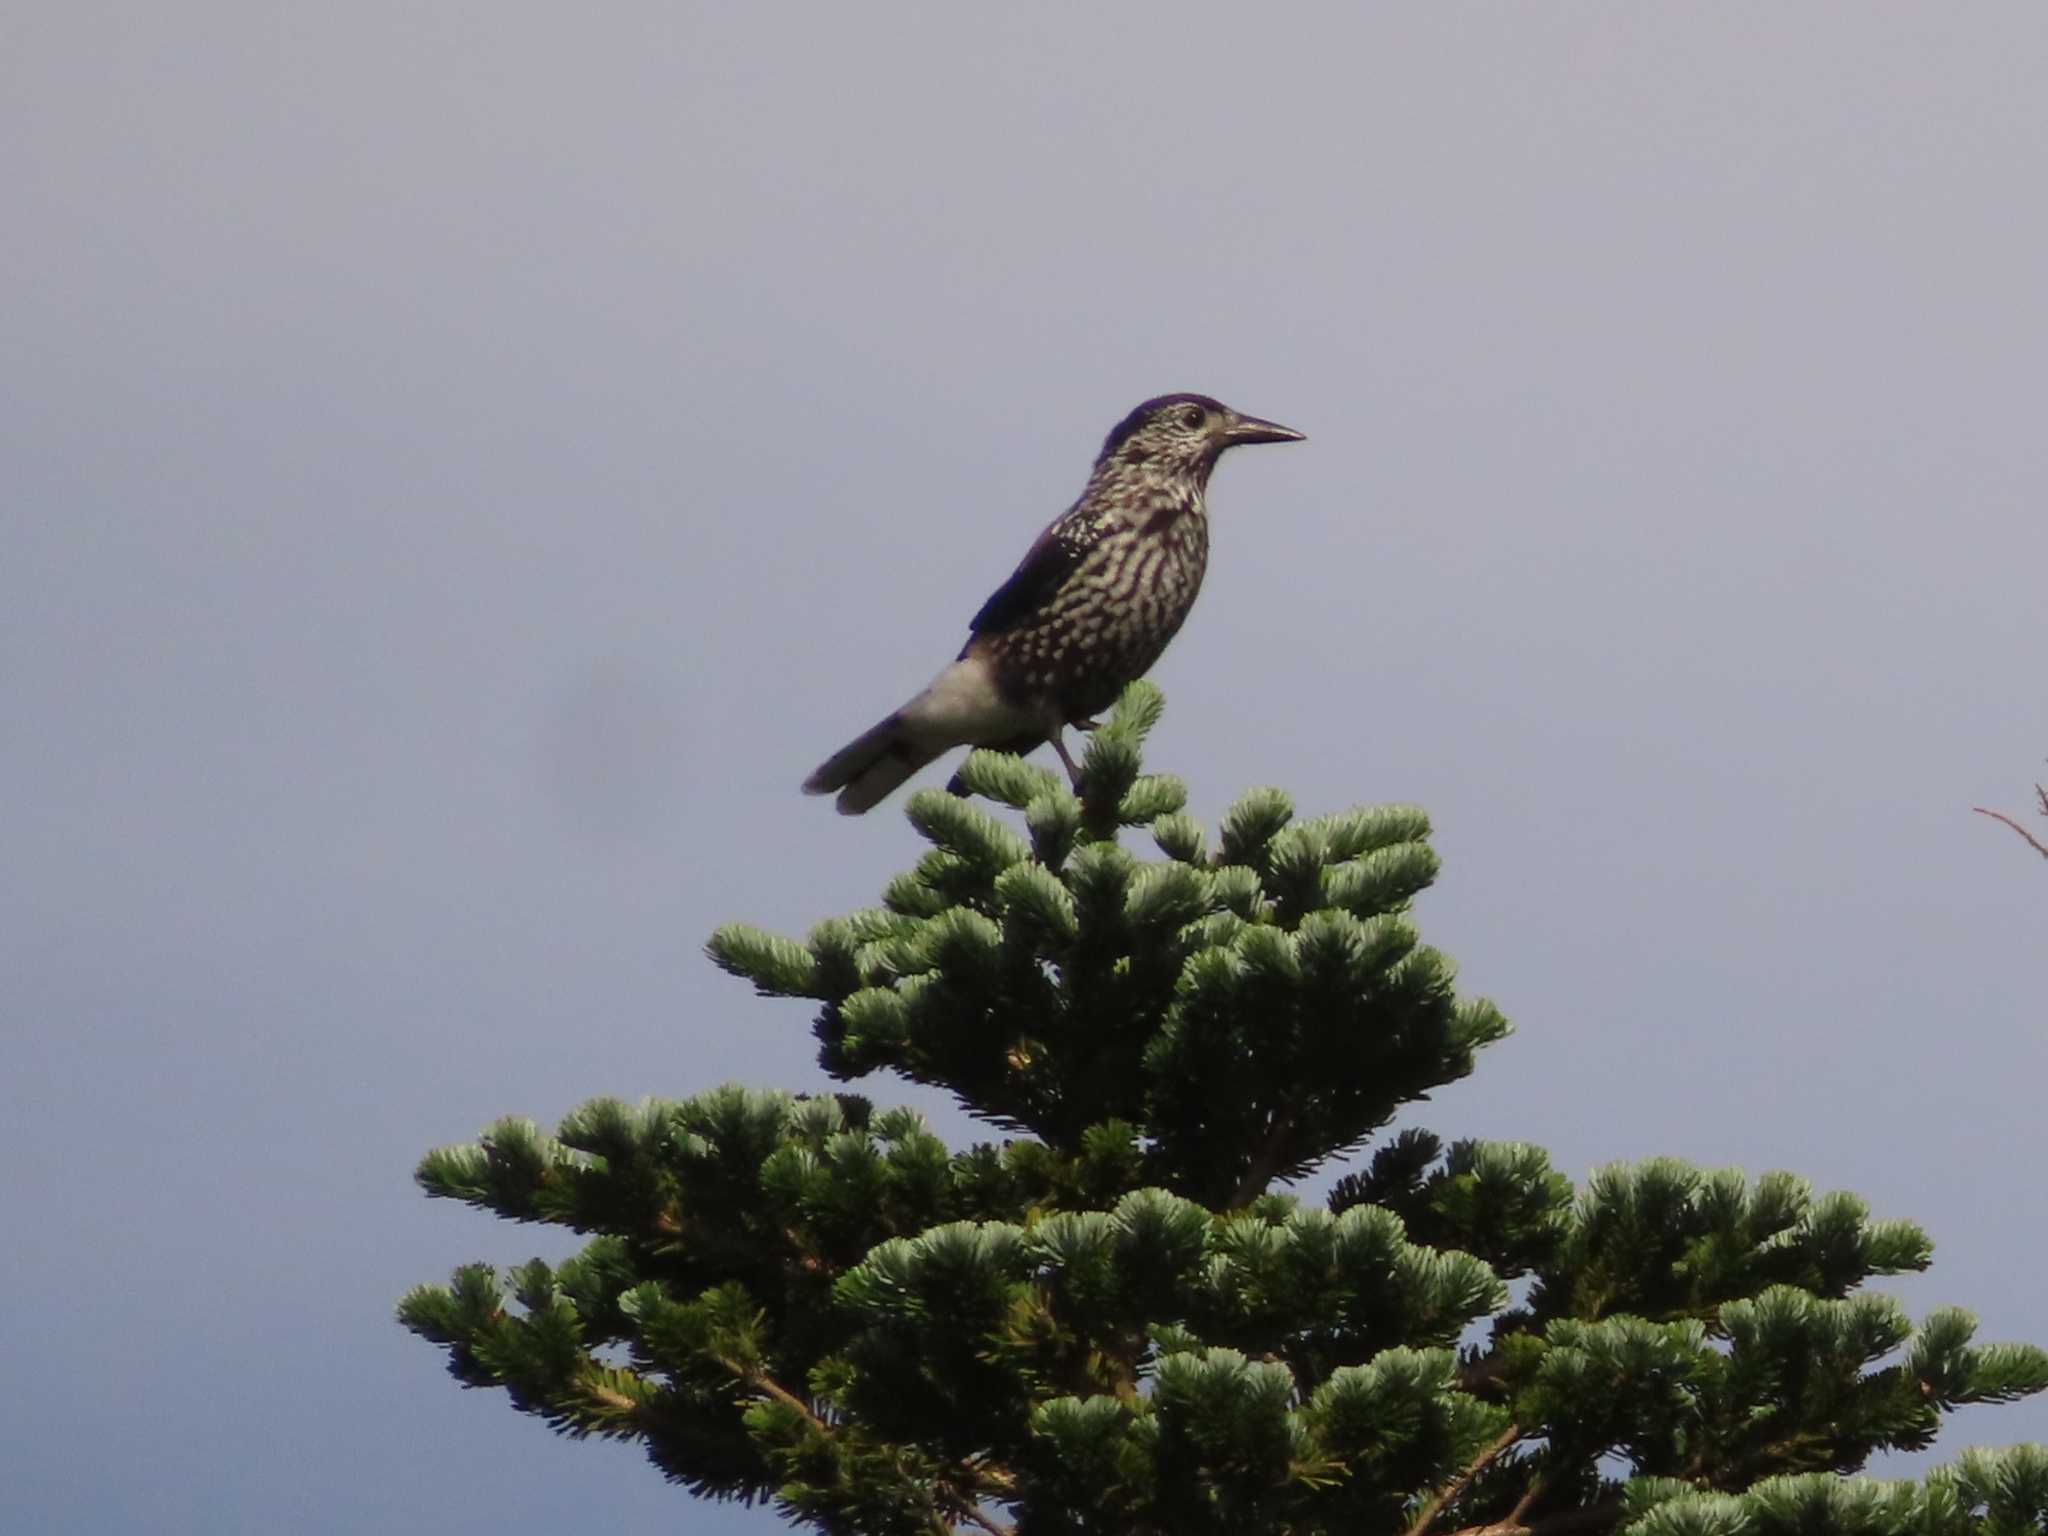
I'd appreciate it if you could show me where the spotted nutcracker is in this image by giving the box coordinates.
[803,393,1303,814]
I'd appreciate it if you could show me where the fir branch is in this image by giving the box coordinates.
[745,1358,973,1536]
[971,1462,1020,1497]
[584,1374,647,1418]
[944,1460,1019,1536]
[741,1367,829,1434]
[1229,1109,1300,1208]
[1500,1473,1546,1529]
[1405,1424,1521,1536]
[1456,1349,1513,1397]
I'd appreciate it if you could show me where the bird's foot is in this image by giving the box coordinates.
[1049,730,1085,789]
[1069,716,1102,733]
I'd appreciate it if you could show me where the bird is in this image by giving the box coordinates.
[802,393,1304,815]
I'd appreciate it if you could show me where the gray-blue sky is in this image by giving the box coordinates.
[4,4,2044,1531]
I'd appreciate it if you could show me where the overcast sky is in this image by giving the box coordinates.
[5,5,2045,1532]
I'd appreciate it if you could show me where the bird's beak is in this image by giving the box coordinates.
[1223,412,1306,446]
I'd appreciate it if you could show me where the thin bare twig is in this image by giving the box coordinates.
[957,1508,1015,1536]
[1974,768,2048,860]
[1446,1494,1628,1536]
[1406,1425,1522,1536]
[1974,804,2048,860]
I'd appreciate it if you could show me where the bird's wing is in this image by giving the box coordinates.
[967,517,1084,636]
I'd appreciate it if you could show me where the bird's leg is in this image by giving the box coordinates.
[1048,728,1084,788]
[1070,716,1102,732]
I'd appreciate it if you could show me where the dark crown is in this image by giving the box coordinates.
[1098,393,1230,460]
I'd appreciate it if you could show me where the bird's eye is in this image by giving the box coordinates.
[1179,404,1206,428]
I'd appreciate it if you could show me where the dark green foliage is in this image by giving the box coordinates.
[1619,1444,2048,1533]
[406,684,2048,1535]
[711,686,1505,1208]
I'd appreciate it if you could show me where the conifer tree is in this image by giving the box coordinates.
[403,684,2048,1535]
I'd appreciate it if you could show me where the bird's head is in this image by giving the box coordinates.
[1094,393,1305,486]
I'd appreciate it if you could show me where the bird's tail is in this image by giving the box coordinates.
[805,655,1033,814]
[802,712,948,816]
